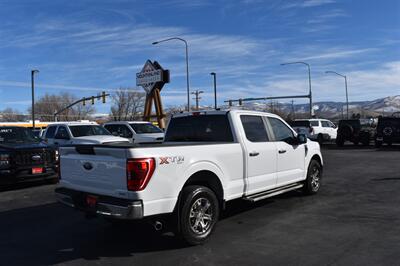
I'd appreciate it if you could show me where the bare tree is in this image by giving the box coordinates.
[0,108,25,122]
[110,88,145,121]
[28,92,95,121]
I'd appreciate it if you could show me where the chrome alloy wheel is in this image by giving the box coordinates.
[189,197,213,234]
[310,166,321,191]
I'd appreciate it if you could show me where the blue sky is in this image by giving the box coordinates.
[0,0,399,114]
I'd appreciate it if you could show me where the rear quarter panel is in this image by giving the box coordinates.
[128,143,244,216]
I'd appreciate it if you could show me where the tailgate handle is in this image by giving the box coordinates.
[75,146,95,155]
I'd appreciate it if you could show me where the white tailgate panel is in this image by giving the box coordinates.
[60,147,128,197]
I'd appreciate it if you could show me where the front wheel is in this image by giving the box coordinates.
[303,159,322,195]
[179,185,220,245]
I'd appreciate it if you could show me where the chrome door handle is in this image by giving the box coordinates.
[278,150,286,154]
[249,152,259,157]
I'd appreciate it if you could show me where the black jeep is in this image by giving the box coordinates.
[336,119,376,146]
[0,127,58,186]
[375,116,400,147]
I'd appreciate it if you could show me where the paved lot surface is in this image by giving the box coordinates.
[0,145,399,266]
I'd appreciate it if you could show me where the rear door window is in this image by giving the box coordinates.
[310,121,320,127]
[240,115,269,142]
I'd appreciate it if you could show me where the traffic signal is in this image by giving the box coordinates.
[229,100,232,107]
[82,98,86,106]
[91,96,95,105]
[102,91,106,103]
[239,99,243,106]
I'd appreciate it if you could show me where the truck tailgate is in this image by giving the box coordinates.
[59,146,129,198]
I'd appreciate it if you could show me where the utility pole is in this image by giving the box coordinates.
[191,90,204,111]
[31,69,39,129]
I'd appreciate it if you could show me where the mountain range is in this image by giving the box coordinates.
[231,95,400,119]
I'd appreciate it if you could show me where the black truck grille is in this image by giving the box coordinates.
[14,150,54,166]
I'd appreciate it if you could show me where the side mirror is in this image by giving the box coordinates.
[297,134,307,144]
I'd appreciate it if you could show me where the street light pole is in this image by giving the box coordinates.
[31,69,39,129]
[152,37,190,111]
[281,61,312,118]
[325,71,349,119]
[210,72,217,109]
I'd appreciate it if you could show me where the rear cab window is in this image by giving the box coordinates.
[165,114,234,142]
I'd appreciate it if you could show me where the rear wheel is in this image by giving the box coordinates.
[178,185,219,245]
[303,159,322,195]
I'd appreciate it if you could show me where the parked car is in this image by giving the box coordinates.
[375,116,400,147]
[55,110,323,245]
[335,119,375,146]
[43,122,130,146]
[103,121,164,143]
[0,126,58,185]
[290,119,337,144]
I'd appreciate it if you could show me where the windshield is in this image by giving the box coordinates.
[165,114,234,142]
[0,127,40,144]
[69,125,111,137]
[129,123,163,134]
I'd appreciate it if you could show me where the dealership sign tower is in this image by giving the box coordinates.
[136,60,170,129]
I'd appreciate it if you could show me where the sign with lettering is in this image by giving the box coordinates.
[136,60,169,94]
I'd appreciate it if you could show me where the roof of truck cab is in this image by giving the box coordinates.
[172,109,280,118]
[103,121,152,125]
[47,122,98,126]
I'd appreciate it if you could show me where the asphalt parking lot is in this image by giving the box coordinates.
[0,145,399,266]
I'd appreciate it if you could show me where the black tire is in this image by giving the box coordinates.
[336,137,344,147]
[178,185,220,245]
[303,159,322,195]
[375,140,382,148]
[361,139,369,146]
[317,134,324,144]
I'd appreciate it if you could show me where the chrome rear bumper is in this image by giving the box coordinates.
[55,189,143,220]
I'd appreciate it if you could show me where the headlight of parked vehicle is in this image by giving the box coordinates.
[0,153,11,168]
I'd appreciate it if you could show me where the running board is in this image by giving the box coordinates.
[243,183,304,202]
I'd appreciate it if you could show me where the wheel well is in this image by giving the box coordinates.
[182,170,224,208]
[311,155,323,171]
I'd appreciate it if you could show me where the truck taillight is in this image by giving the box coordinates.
[126,158,155,191]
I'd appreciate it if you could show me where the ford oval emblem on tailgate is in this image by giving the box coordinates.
[83,162,93,171]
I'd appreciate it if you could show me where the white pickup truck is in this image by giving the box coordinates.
[56,110,323,245]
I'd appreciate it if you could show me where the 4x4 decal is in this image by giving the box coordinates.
[159,156,184,165]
